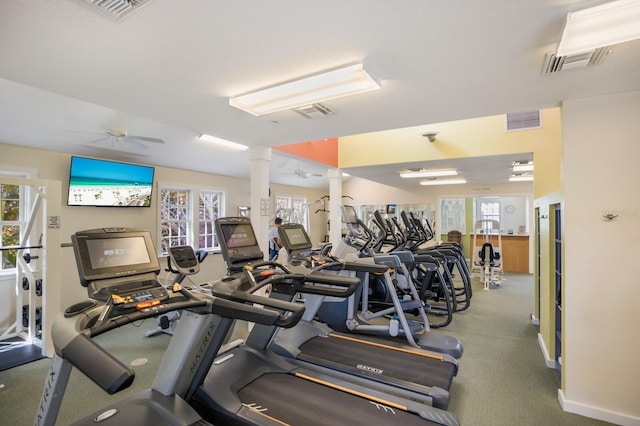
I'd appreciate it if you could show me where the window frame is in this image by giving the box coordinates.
[0,166,37,276]
[158,183,225,257]
[273,194,308,230]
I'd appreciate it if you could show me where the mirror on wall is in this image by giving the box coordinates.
[349,203,436,235]
[348,197,529,238]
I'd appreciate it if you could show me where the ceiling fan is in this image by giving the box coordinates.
[67,113,165,150]
[283,168,323,179]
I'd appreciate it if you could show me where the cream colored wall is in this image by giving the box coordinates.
[0,143,327,314]
[269,183,329,244]
[339,108,561,199]
[561,90,640,423]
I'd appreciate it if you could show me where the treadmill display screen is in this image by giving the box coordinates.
[72,228,161,288]
[86,236,151,269]
[222,223,258,249]
[283,227,309,246]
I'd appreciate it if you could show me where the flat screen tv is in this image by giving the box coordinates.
[67,156,155,207]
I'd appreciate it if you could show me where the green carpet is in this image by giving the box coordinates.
[0,275,614,425]
[439,273,612,426]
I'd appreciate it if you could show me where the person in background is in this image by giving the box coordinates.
[268,217,283,261]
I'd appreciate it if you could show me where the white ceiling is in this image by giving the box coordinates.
[0,0,639,189]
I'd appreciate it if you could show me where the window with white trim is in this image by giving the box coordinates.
[0,168,34,273]
[198,190,221,251]
[159,186,224,256]
[274,195,308,230]
[476,198,501,233]
[1,182,22,271]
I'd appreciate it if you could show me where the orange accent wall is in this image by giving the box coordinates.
[274,138,338,167]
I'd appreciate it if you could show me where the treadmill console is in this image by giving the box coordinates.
[215,217,264,272]
[278,223,334,268]
[71,227,167,306]
[168,245,200,275]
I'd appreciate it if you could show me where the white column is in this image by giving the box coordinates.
[328,168,343,246]
[249,146,271,258]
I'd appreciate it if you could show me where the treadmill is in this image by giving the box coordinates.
[191,217,460,426]
[269,222,459,409]
[36,228,306,425]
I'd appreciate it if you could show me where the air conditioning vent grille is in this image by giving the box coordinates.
[294,103,333,119]
[506,111,541,131]
[542,46,612,75]
[76,0,155,21]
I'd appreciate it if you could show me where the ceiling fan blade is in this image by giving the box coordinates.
[124,137,149,150]
[85,145,149,157]
[63,130,106,136]
[128,135,165,144]
[86,137,110,145]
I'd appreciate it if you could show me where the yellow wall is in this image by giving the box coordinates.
[339,108,562,199]
[534,192,563,372]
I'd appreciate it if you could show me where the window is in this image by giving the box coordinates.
[159,186,224,256]
[480,200,500,222]
[160,188,190,254]
[0,167,35,274]
[198,191,221,251]
[274,195,308,230]
[1,183,21,271]
[475,197,501,234]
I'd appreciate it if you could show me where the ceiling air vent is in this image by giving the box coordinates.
[293,103,334,119]
[506,110,541,132]
[541,46,612,75]
[76,0,155,22]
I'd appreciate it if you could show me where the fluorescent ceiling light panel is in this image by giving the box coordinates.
[557,0,640,56]
[512,164,534,172]
[420,178,467,186]
[198,133,249,151]
[509,175,534,182]
[400,169,458,178]
[229,63,381,116]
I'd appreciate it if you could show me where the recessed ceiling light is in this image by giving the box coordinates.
[401,169,458,178]
[420,178,467,186]
[229,63,381,116]
[512,161,534,172]
[198,134,249,151]
[509,175,534,182]
[557,0,640,56]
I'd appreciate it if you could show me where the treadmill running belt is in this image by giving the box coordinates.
[237,372,440,425]
[299,334,455,391]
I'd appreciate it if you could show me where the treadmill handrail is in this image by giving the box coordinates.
[211,272,307,328]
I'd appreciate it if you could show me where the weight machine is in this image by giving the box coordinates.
[0,177,62,358]
[471,219,504,290]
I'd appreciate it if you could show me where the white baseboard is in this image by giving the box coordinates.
[530,313,540,325]
[559,390,640,426]
[537,333,555,368]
